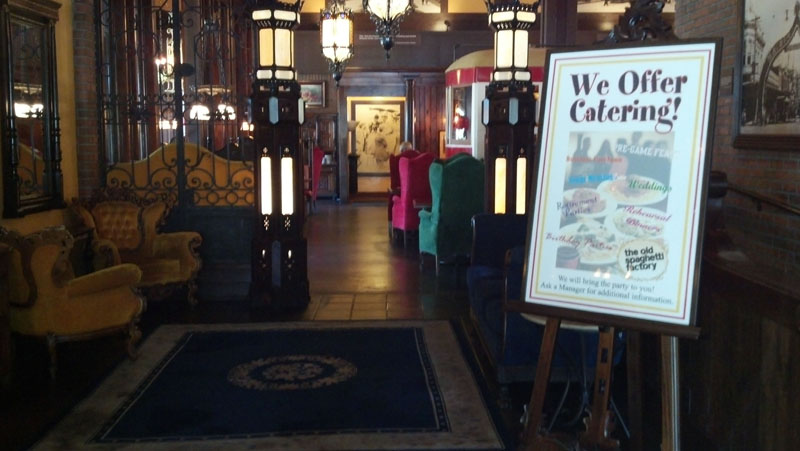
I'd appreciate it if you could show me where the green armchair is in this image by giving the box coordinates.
[69,189,202,307]
[419,154,485,275]
[0,226,145,378]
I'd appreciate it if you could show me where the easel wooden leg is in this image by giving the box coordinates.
[660,335,681,451]
[579,326,619,450]
[520,317,561,451]
[626,331,644,451]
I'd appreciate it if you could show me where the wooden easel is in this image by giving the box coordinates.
[519,317,619,451]
[514,313,697,451]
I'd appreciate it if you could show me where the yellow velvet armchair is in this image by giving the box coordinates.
[0,226,145,378]
[69,189,203,307]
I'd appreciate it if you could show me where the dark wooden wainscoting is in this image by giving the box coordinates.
[681,256,800,449]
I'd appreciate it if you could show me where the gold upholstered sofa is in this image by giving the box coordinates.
[69,189,203,307]
[0,226,145,378]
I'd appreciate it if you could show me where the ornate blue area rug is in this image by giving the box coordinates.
[32,321,509,450]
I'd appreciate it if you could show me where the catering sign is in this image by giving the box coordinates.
[524,41,720,327]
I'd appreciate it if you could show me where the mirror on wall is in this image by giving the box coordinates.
[1,0,63,217]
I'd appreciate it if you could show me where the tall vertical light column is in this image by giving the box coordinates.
[250,0,309,312]
[482,0,538,216]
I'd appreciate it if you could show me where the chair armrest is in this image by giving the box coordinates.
[391,194,401,203]
[91,237,121,270]
[153,232,202,276]
[67,263,142,297]
[419,209,432,220]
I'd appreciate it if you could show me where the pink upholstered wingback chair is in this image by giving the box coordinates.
[387,149,422,235]
[391,152,435,247]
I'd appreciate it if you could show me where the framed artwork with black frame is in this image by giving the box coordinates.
[300,82,325,108]
[734,0,800,150]
[518,39,722,338]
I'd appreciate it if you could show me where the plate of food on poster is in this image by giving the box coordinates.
[597,174,670,206]
[557,219,624,266]
[605,205,671,240]
[560,187,618,220]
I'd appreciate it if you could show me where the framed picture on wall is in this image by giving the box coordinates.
[300,82,325,108]
[346,96,406,175]
[734,0,800,150]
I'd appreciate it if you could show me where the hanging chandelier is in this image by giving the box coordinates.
[320,1,354,85]
[363,0,413,59]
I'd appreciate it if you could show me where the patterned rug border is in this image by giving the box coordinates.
[31,320,509,451]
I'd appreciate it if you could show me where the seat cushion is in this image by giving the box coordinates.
[137,258,182,285]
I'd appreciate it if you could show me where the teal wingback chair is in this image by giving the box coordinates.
[418,154,485,275]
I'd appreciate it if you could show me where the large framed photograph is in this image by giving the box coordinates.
[734,0,800,150]
[519,40,720,337]
[346,96,405,175]
[300,82,325,108]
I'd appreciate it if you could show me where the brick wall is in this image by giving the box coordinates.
[676,0,800,276]
[72,0,101,199]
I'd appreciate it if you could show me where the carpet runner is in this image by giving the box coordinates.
[31,320,509,450]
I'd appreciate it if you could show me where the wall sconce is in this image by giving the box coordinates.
[215,103,236,121]
[320,1,353,85]
[487,0,538,83]
[482,0,539,216]
[159,119,178,130]
[250,0,309,312]
[189,104,211,121]
[13,102,44,119]
[363,0,413,59]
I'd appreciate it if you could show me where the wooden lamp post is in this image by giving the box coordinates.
[249,0,309,312]
[482,0,539,215]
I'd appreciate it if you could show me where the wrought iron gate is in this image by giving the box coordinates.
[96,0,260,300]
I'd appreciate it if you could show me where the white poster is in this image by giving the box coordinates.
[524,42,719,326]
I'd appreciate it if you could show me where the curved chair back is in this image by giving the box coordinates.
[420,154,485,260]
[389,149,422,191]
[391,152,435,243]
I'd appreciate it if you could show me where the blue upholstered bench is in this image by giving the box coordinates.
[466,214,623,388]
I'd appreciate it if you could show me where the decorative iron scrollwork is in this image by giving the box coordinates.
[605,0,676,43]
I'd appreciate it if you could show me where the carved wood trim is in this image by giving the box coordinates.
[605,0,676,43]
[0,226,74,306]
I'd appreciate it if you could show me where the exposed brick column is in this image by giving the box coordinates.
[676,0,800,275]
[72,0,102,199]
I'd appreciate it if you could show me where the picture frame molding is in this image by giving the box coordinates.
[733,0,800,150]
[300,81,326,108]
[346,96,406,176]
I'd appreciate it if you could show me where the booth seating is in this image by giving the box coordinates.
[391,152,435,247]
[467,214,623,408]
[0,226,144,378]
[418,153,485,275]
[305,146,325,213]
[387,149,422,237]
[70,188,203,307]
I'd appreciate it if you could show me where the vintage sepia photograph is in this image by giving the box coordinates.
[348,97,405,175]
[737,0,800,147]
